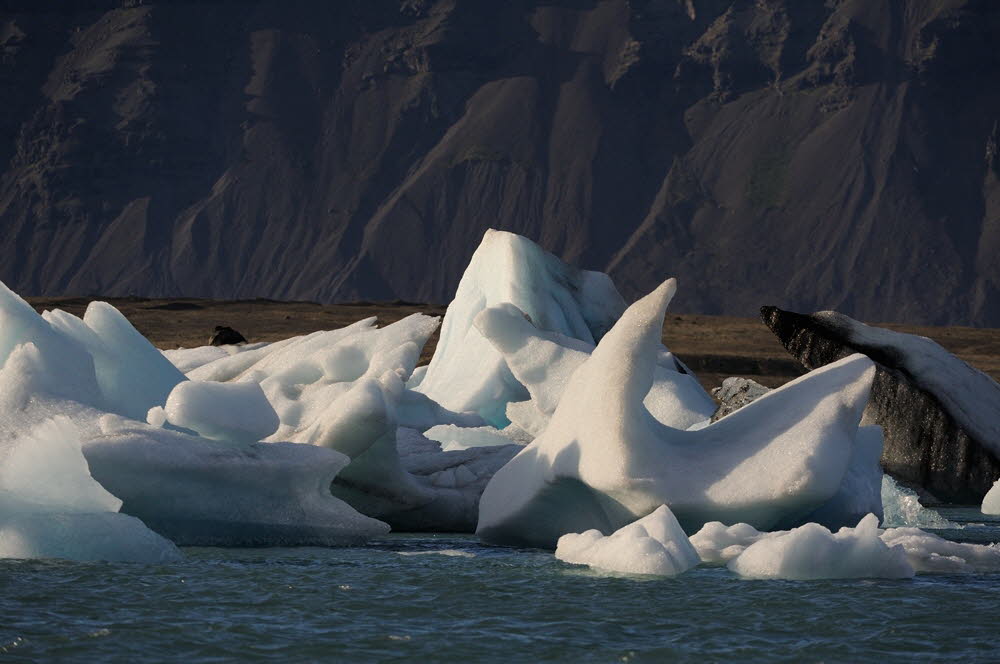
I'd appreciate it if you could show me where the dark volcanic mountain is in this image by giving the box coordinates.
[2,0,1000,325]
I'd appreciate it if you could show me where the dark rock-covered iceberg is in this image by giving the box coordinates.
[761,306,1000,503]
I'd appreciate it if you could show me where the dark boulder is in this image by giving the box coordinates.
[761,306,1000,504]
[210,326,246,346]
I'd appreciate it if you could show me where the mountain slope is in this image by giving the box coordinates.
[2,0,999,324]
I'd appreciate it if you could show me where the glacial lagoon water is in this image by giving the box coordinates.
[3,509,999,663]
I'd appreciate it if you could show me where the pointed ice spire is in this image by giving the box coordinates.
[478,279,877,549]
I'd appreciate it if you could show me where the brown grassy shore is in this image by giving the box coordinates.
[25,297,1000,393]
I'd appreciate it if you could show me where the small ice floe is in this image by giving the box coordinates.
[693,514,1000,579]
[689,521,780,565]
[727,514,913,580]
[879,528,1000,573]
[982,480,1000,515]
[555,505,700,577]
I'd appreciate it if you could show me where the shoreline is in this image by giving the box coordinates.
[25,296,1000,392]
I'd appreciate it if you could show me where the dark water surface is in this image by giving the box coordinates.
[3,513,999,663]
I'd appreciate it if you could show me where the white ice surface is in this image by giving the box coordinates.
[477,279,875,548]
[802,426,885,529]
[162,342,268,374]
[815,310,1000,457]
[983,480,1000,515]
[0,417,180,563]
[85,416,389,546]
[555,505,700,577]
[415,229,626,426]
[182,310,510,532]
[474,302,715,434]
[44,303,187,421]
[727,514,914,580]
[0,283,390,547]
[692,518,998,575]
[878,527,1000,573]
[163,380,279,444]
[689,521,777,564]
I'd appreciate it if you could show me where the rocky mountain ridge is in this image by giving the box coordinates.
[2,0,999,324]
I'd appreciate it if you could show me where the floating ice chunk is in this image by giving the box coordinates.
[689,521,780,564]
[556,505,700,577]
[982,480,1000,515]
[477,279,875,548]
[84,418,389,546]
[416,229,626,425]
[881,475,959,528]
[164,381,279,444]
[879,527,1000,573]
[695,517,1000,575]
[0,417,180,563]
[728,514,914,580]
[475,302,715,433]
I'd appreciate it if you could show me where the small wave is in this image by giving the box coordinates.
[396,549,476,558]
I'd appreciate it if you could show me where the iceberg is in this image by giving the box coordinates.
[0,284,390,547]
[0,417,180,563]
[692,518,998,575]
[182,310,515,532]
[415,229,627,426]
[878,527,1000,573]
[983,480,1000,515]
[477,279,876,549]
[473,302,715,434]
[762,305,1000,504]
[85,416,389,546]
[727,514,914,580]
[555,505,700,577]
